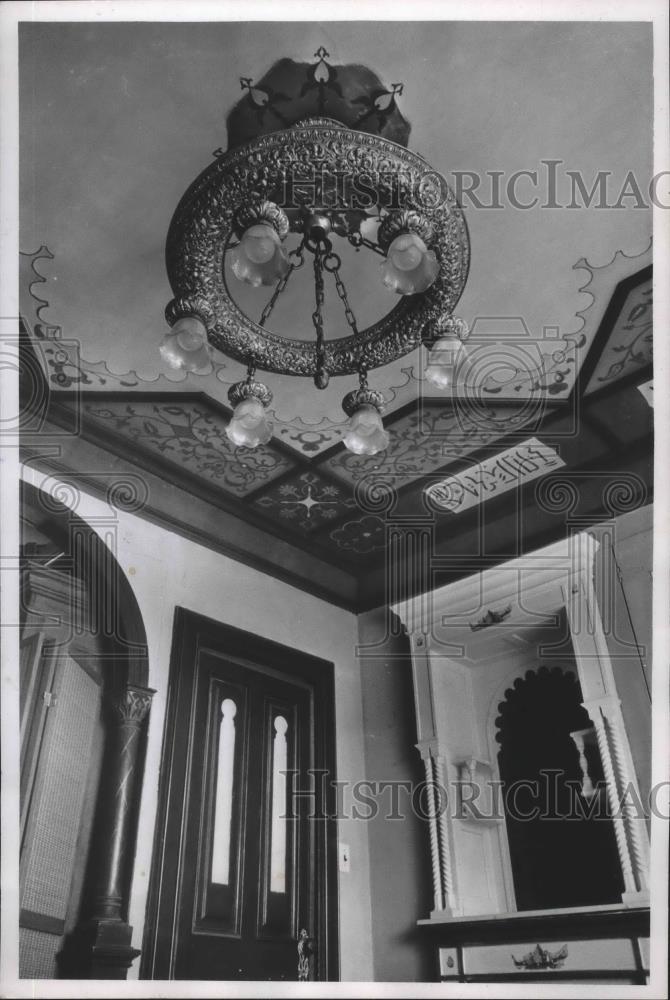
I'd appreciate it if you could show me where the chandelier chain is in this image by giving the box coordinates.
[324,251,360,337]
[258,241,305,329]
[347,231,386,257]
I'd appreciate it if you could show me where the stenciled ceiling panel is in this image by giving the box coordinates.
[81,397,296,498]
[584,264,653,395]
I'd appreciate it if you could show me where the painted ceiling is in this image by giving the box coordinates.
[19,20,653,455]
[18,19,654,595]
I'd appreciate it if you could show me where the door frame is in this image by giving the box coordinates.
[141,606,340,981]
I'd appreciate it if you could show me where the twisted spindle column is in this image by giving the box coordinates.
[583,697,651,900]
[420,750,445,914]
[433,754,457,912]
[604,703,649,893]
[591,710,636,892]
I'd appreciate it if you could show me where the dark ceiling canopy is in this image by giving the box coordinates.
[225,52,411,149]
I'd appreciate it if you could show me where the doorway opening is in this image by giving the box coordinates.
[142,607,339,981]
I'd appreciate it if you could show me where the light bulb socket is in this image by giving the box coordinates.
[342,387,385,417]
[165,296,214,330]
[228,378,273,409]
[378,210,434,254]
[233,200,289,241]
[422,314,470,349]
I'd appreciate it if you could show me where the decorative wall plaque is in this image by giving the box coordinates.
[425,437,565,513]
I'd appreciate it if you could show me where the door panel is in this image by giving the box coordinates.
[144,609,338,981]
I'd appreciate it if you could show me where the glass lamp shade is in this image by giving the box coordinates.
[381,232,439,295]
[424,335,469,390]
[225,396,273,448]
[231,223,290,287]
[342,403,389,456]
[159,316,212,374]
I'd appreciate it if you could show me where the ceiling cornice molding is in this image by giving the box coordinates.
[20,423,360,614]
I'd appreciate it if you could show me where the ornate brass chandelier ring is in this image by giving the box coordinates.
[165,119,470,379]
[160,56,473,456]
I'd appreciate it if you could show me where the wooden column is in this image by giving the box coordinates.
[582,696,650,904]
[565,535,650,906]
[60,683,154,978]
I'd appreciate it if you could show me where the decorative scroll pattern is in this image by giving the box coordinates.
[587,280,653,392]
[83,400,294,497]
[322,404,529,486]
[20,248,143,388]
[471,332,587,398]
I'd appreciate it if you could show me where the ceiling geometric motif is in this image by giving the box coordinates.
[252,470,357,534]
[329,514,388,555]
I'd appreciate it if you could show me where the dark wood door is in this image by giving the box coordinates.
[143,609,338,981]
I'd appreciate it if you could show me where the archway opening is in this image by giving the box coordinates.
[495,665,623,911]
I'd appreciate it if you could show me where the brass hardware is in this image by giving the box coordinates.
[297,928,316,981]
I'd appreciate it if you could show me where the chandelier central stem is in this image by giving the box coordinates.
[311,243,328,389]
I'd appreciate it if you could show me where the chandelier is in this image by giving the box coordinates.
[160,51,471,456]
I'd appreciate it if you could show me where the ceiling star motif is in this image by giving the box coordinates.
[253,471,356,533]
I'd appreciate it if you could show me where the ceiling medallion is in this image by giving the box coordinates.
[162,52,471,456]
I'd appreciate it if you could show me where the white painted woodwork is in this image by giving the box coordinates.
[392,531,650,923]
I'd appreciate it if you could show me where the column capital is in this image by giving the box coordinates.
[415,738,447,762]
[581,695,623,724]
[109,684,155,725]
